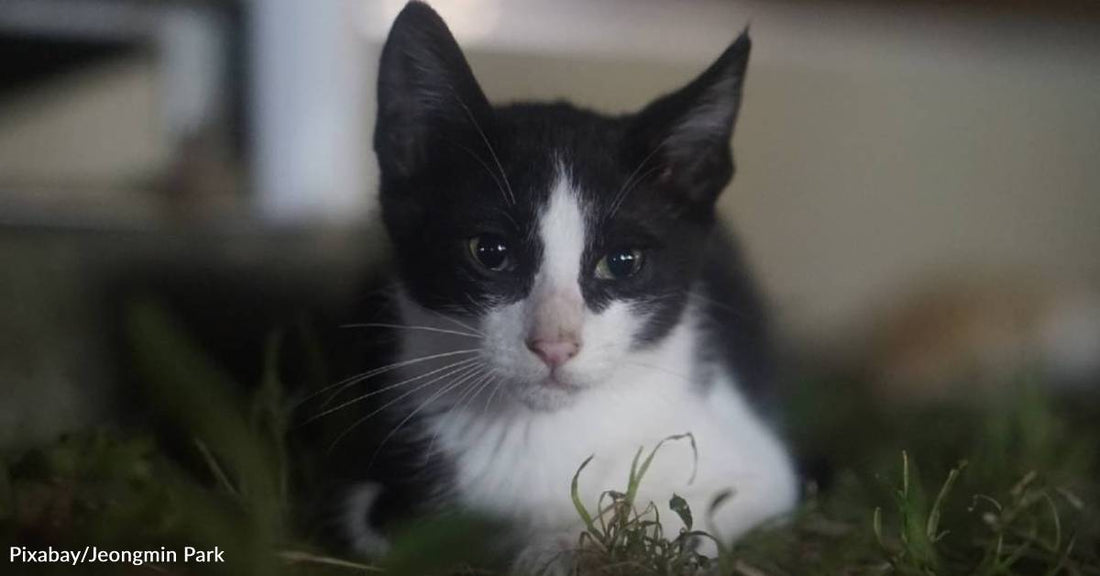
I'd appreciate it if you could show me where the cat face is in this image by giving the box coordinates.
[375,2,750,410]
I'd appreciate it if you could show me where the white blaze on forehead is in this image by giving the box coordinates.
[536,166,587,292]
[528,164,587,342]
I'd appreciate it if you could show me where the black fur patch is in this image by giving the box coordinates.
[375,2,756,352]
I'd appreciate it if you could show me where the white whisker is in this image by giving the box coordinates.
[421,368,495,464]
[689,291,752,321]
[366,362,486,464]
[482,377,504,416]
[427,307,485,337]
[306,356,481,424]
[298,348,480,407]
[327,361,484,452]
[608,136,670,219]
[624,360,694,385]
[449,89,515,205]
[339,323,481,339]
[452,140,511,206]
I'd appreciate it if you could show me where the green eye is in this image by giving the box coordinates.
[468,234,511,271]
[595,248,644,280]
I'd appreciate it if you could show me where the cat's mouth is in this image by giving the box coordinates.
[539,374,578,391]
[518,375,583,411]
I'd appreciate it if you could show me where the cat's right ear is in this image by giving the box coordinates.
[624,31,751,206]
[374,2,493,181]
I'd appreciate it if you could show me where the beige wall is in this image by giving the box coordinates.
[0,54,168,190]
[451,3,1100,350]
[3,0,1098,354]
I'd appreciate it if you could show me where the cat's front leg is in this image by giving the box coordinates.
[691,472,798,553]
[343,482,391,557]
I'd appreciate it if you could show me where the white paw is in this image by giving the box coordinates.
[344,482,391,557]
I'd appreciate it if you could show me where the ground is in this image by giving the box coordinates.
[1,302,1097,575]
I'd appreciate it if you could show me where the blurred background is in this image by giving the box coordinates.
[2,0,1099,448]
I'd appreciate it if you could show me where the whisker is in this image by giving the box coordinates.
[306,356,481,423]
[463,293,488,315]
[689,292,753,322]
[452,140,511,205]
[493,207,519,229]
[421,368,495,464]
[366,280,485,337]
[449,89,515,205]
[363,362,486,462]
[608,137,670,219]
[481,375,503,416]
[295,348,480,407]
[635,286,754,322]
[609,163,664,219]
[624,360,694,385]
[453,369,495,417]
[339,323,481,339]
[326,361,484,452]
[452,370,498,433]
[633,291,685,304]
[427,307,485,337]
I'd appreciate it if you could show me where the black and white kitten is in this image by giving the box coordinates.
[336,1,796,560]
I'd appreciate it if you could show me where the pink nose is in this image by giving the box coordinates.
[527,338,580,368]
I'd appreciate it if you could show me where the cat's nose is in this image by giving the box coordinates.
[526,338,580,368]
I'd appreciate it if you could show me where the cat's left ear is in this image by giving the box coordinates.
[374,2,493,182]
[625,31,751,205]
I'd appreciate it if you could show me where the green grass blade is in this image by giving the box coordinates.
[571,454,602,544]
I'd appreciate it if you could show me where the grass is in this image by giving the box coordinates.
[1,301,1098,574]
[566,433,718,576]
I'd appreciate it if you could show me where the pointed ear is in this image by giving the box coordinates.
[374,2,493,180]
[624,31,751,205]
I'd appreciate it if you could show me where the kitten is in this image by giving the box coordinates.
[325,1,797,563]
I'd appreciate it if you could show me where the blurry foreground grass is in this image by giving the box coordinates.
[1,301,1097,575]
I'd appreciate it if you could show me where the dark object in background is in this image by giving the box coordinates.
[0,0,248,213]
[0,36,137,100]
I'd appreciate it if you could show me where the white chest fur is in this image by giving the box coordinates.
[425,310,798,546]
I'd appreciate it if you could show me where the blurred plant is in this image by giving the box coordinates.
[0,300,1097,575]
[869,453,1094,576]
